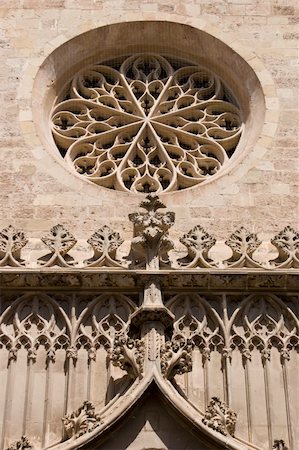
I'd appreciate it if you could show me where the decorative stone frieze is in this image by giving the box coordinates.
[0,197,298,270]
[38,224,77,267]
[5,436,32,450]
[0,225,28,267]
[202,397,237,436]
[62,401,101,439]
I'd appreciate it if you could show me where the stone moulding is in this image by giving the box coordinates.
[62,401,101,440]
[0,195,298,271]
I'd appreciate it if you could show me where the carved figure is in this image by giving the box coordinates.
[128,194,175,268]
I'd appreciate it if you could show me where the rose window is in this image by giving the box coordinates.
[51,54,243,193]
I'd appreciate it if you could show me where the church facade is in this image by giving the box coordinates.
[0,2,298,450]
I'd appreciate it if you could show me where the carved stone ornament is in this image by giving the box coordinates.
[273,440,288,450]
[84,225,124,268]
[270,226,299,268]
[202,397,237,436]
[62,400,101,440]
[0,199,298,269]
[128,194,175,269]
[0,225,28,267]
[38,224,77,267]
[51,54,243,193]
[5,436,32,450]
[178,225,216,268]
[109,334,145,378]
[160,337,193,379]
[224,227,262,268]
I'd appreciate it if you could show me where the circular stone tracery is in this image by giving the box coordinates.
[51,54,243,193]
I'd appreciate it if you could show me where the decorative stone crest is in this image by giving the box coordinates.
[0,225,28,267]
[271,226,299,268]
[38,224,77,267]
[178,225,216,268]
[109,334,145,378]
[160,337,193,379]
[225,227,262,268]
[202,397,237,436]
[5,436,32,450]
[84,225,124,268]
[62,401,101,439]
[128,194,175,269]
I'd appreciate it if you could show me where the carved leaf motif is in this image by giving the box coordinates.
[5,436,32,450]
[85,226,124,267]
[0,226,28,254]
[62,401,101,439]
[41,224,77,255]
[0,225,28,267]
[109,334,144,378]
[179,225,216,267]
[225,227,261,256]
[160,337,193,379]
[202,397,237,436]
[273,440,288,450]
[271,226,299,255]
[88,226,123,253]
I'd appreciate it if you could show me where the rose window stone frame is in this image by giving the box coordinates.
[51,54,243,194]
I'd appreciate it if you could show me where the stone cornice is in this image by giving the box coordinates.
[1,268,298,292]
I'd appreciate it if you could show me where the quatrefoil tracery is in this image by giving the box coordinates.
[51,54,243,193]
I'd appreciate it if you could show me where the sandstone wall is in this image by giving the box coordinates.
[0,0,298,250]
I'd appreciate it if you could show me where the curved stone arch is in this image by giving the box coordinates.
[48,369,260,450]
[18,18,277,202]
[228,293,299,360]
[73,292,137,353]
[166,293,225,356]
[0,293,71,361]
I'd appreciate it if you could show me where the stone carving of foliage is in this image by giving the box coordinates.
[230,295,299,362]
[5,436,32,450]
[38,224,77,267]
[224,227,262,268]
[109,334,145,379]
[51,54,243,193]
[128,194,175,268]
[273,440,288,450]
[178,225,216,268]
[84,225,124,268]
[160,337,193,379]
[0,294,69,364]
[62,401,101,439]
[167,295,224,363]
[270,226,299,268]
[202,397,237,436]
[0,225,28,267]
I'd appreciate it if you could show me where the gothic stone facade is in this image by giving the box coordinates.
[0,1,298,450]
